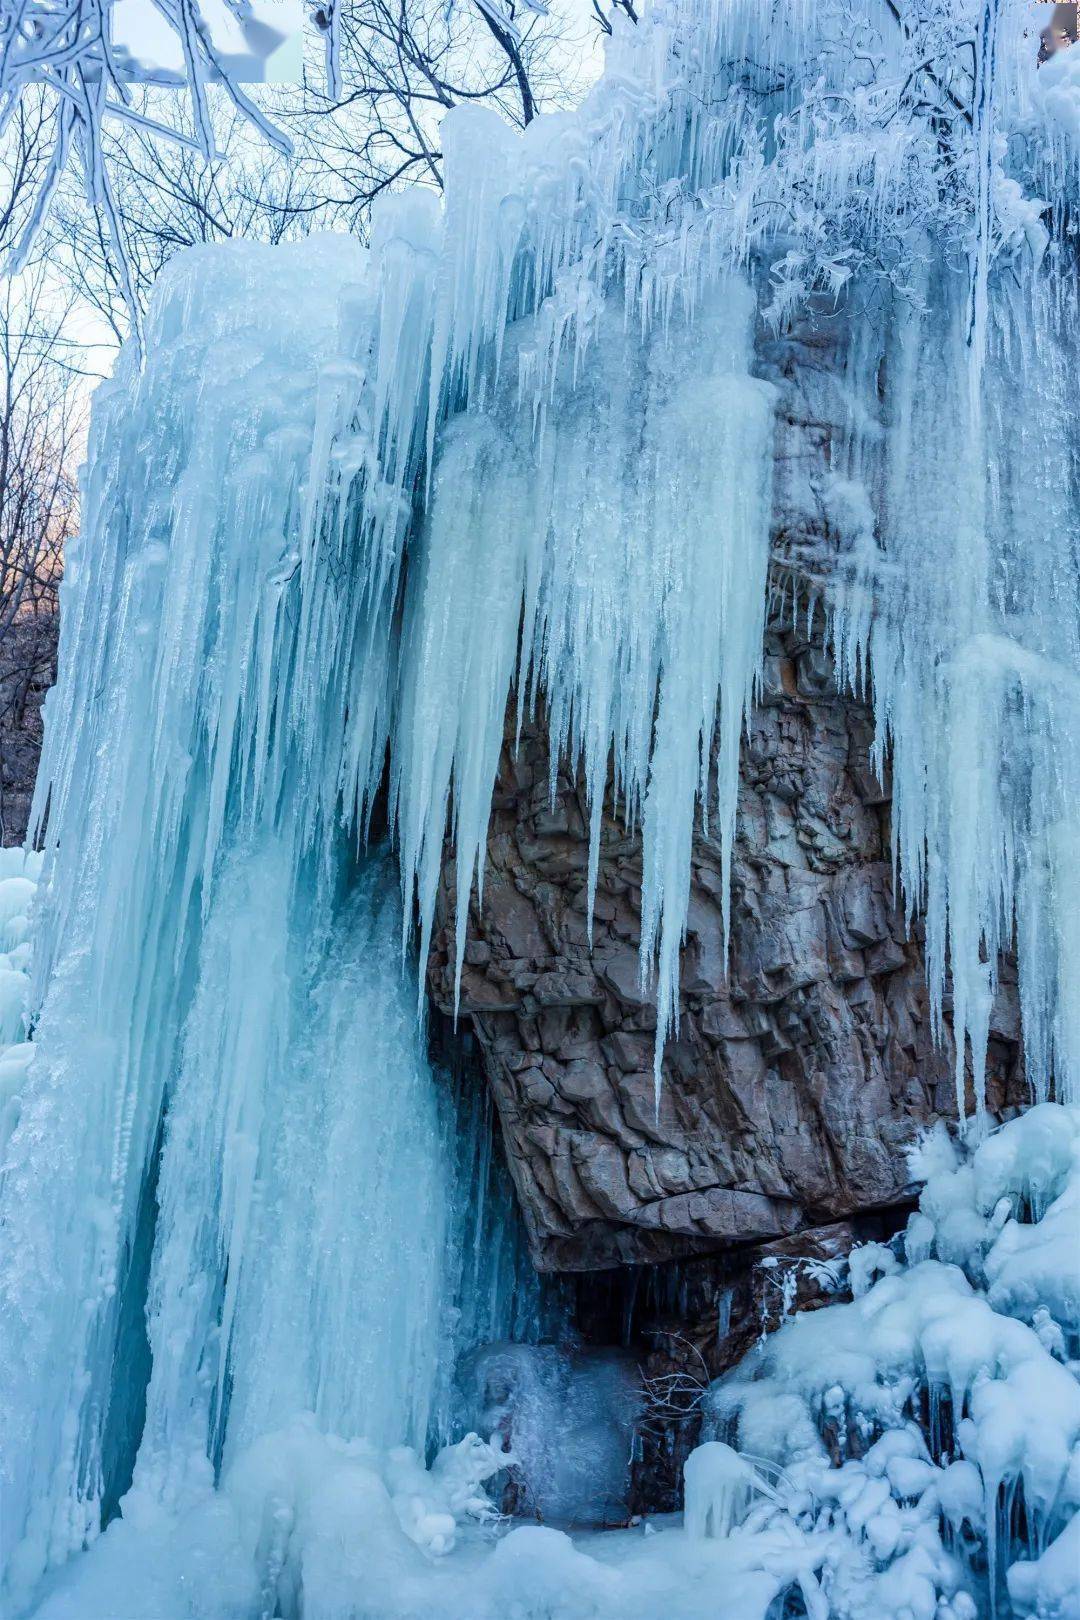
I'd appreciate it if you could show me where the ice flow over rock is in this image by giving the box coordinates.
[1,1,1080,1617]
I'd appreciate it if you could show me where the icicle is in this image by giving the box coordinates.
[396,287,773,1093]
[831,261,1080,1122]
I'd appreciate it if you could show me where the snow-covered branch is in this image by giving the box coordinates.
[0,0,307,344]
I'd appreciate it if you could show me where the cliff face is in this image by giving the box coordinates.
[427,329,1025,1276]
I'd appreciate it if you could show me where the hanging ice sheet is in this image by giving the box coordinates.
[830,264,1080,1122]
[394,289,775,1093]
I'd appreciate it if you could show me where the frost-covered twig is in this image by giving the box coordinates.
[639,1333,712,1430]
[0,0,324,348]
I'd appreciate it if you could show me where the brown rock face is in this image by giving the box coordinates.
[426,613,1023,1272]
[427,338,1024,1273]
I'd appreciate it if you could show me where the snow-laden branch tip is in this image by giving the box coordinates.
[0,0,342,347]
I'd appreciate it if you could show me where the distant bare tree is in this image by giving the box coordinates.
[0,0,595,342]
[45,95,326,345]
[297,0,589,209]
[264,0,598,233]
[0,89,53,258]
[0,0,299,347]
[0,265,79,842]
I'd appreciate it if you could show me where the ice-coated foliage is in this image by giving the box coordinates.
[2,2,1080,1618]
[704,1105,1080,1620]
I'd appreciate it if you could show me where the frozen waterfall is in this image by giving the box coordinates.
[0,236,543,1611]
[1,0,1080,1617]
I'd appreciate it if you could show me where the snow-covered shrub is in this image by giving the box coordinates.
[697,1106,1080,1619]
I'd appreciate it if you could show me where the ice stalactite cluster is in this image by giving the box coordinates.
[288,0,1080,1121]
[829,266,1080,1125]
[813,12,1080,1125]
[398,292,774,1088]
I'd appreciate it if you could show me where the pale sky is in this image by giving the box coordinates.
[112,0,306,83]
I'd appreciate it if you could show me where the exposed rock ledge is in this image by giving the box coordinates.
[427,328,1025,1273]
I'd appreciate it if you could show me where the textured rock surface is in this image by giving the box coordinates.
[0,611,57,846]
[428,332,1025,1273]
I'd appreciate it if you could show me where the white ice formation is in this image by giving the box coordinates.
[0,847,42,1158]
[703,1104,1080,1620]
[2,1,1079,1617]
